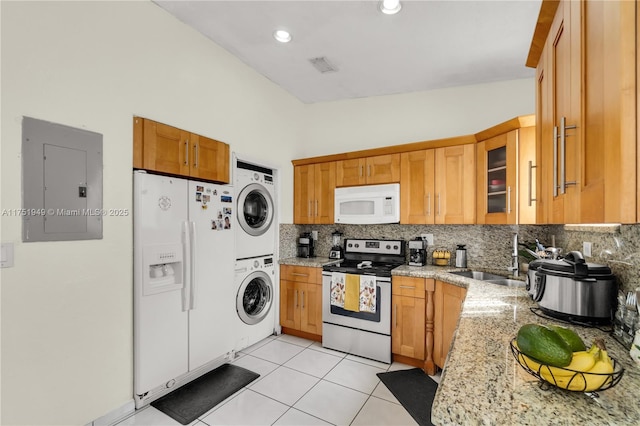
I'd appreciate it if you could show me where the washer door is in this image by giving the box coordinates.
[237,270,273,325]
[237,183,274,237]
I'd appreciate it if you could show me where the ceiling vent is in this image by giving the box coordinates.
[309,57,338,73]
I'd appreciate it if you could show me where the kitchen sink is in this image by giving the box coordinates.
[449,270,526,287]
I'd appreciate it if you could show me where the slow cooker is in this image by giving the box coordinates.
[531,251,617,325]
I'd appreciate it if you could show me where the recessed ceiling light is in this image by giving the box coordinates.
[379,0,402,15]
[273,29,292,43]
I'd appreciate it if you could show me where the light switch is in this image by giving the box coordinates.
[1,242,14,268]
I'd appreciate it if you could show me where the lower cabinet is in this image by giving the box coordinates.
[391,276,426,360]
[280,265,322,338]
[433,280,467,369]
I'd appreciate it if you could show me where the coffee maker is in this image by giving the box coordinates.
[329,230,344,260]
[409,238,426,266]
[297,232,315,258]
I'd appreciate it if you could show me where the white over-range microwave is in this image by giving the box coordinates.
[334,183,400,224]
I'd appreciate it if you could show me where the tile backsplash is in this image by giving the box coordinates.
[279,223,640,294]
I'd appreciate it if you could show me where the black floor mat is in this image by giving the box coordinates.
[151,363,259,425]
[376,368,438,426]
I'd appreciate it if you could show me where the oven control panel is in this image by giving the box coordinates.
[344,239,404,255]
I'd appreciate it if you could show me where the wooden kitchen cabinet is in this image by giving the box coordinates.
[530,0,636,224]
[133,117,230,183]
[475,116,536,224]
[280,265,323,339]
[293,162,336,224]
[391,276,426,360]
[434,144,476,224]
[336,153,400,187]
[433,280,466,369]
[400,150,435,224]
[400,144,475,225]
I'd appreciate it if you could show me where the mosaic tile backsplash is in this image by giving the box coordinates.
[279,223,640,294]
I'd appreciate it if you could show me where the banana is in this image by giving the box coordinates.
[538,339,615,392]
[516,342,597,376]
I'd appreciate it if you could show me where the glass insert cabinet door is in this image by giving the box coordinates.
[487,146,507,213]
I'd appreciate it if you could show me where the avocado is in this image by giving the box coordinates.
[548,325,586,352]
[516,324,573,367]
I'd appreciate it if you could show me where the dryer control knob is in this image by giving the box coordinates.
[253,260,260,268]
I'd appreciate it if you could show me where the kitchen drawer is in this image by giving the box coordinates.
[280,265,321,284]
[392,276,425,298]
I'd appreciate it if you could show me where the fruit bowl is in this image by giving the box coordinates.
[510,339,624,392]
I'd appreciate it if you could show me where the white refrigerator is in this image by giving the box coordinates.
[133,171,236,407]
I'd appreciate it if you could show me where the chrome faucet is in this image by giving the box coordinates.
[509,233,519,277]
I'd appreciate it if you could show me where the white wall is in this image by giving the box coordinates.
[0,2,301,425]
[298,78,534,158]
[1,1,534,425]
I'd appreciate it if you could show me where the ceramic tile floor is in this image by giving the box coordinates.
[118,334,441,426]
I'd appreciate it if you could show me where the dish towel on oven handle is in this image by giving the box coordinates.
[330,272,345,308]
[344,274,361,312]
[359,275,376,313]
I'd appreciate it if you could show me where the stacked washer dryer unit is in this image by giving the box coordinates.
[233,159,277,351]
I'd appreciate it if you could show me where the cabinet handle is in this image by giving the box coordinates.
[315,200,318,217]
[528,161,537,206]
[294,290,298,308]
[394,304,397,328]
[360,165,364,177]
[437,193,441,216]
[193,143,199,168]
[507,186,512,214]
[427,193,431,216]
[301,291,305,309]
[559,116,577,194]
[308,201,312,218]
[291,272,308,277]
[399,285,415,289]
[184,141,189,166]
[368,164,371,177]
[553,125,558,197]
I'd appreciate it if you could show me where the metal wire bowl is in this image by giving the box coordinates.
[510,339,624,392]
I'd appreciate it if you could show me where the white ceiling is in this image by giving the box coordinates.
[154,0,542,104]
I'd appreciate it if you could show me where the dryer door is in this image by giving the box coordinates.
[237,183,274,237]
[237,270,273,325]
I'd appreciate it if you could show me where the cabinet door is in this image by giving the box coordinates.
[433,280,466,369]
[142,119,190,176]
[279,279,300,330]
[518,127,537,224]
[294,165,315,224]
[434,145,476,224]
[579,0,636,223]
[133,117,143,169]
[476,133,517,224]
[392,277,425,360]
[190,134,229,183]
[548,0,581,224]
[400,150,435,224]
[300,283,323,335]
[336,158,366,186]
[366,154,400,184]
[314,162,336,224]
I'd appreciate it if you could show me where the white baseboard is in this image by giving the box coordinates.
[89,400,135,426]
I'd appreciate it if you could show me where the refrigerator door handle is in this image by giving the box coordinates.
[182,221,191,312]
[189,221,197,310]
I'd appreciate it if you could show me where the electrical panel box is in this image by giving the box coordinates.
[22,117,103,242]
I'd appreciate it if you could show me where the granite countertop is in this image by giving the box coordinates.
[392,265,640,426]
[278,256,340,268]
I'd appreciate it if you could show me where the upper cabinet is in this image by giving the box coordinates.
[133,117,230,183]
[336,154,400,187]
[401,144,475,225]
[434,144,476,224]
[529,0,637,224]
[475,116,536,224]
[294,162,336,224]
